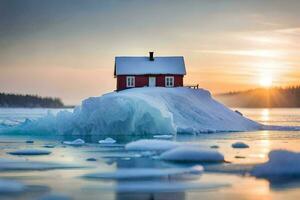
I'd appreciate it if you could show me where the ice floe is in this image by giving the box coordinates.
[8,149,51,156]
[83,166,203,180]
[251,150,300,178]
[160,147,224,163]
[231,142,249,148]
[98,137,116,144]
[63,139,85,146]
[125,139,180,151]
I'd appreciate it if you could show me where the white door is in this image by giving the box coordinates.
[148,77,156,87]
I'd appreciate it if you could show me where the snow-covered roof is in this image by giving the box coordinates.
[114,56,186,76]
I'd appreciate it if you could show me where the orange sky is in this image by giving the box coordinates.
[1,0,300,104]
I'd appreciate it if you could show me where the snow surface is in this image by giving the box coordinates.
[160,147,224,163]
[83,166,203,180]
[8,149,51,156]
[251,150,300,178]
[115,56,186,75]
[231,142,249,148]
[98,137,116,144]
[63,139,85,146]
[5,87,263,135]
[125,139,180,151]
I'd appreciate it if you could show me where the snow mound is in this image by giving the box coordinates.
[98,137,116,144]
[231,142,249,149]
[251,150,300,178]
[0,179,26,193]
[8,149,51,156]
[83,166,203,180]
[63,139,85,146]
[2,87,262,135]
[160,147,224,163]
[125,139,180,151]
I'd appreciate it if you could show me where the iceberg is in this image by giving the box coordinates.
[98,137,116,144]
[63,139,85,146]
[2,87,263,135]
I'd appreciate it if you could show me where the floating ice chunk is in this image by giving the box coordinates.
[26,140,34,144]
[0,179,25,193]
[231,142,249,148]
[63,139,85,146]
[153,134,173,139]
[86,158,97,162]
[83,166,203,180]
[160,147,224,163]
[8,149,51,156]
[251,150,300,178]
[98,137,116,144]
[43,144,55,148]
[210,145,219,149]
[125,139,180,151]
[0,158,82,171]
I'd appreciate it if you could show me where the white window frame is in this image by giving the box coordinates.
[126,76,135,88]
[165,76,174,87]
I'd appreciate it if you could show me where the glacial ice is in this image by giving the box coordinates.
[251,150,300,178]
[1,87,263,135]
[160,147,225,163]
[125,139,180,151]
[83,166,203,180]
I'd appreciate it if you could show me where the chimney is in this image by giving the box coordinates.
[149,52,154,61]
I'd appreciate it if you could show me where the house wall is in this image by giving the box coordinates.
[116,75,184,91]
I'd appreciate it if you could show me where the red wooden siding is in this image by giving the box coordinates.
[116,75,184,91]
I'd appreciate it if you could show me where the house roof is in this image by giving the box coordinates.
[114,56,186,76]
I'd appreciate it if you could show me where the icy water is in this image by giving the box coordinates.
[0,108,300,200]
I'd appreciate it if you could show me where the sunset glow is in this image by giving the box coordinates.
[1,1,300,104]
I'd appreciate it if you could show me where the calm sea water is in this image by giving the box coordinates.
[0,108,300,200]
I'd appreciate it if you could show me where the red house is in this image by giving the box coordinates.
[114,52,186,91]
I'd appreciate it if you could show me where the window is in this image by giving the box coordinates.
[165,76,174,87]
[126,76,135,87]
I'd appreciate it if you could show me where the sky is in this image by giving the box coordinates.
[1,0,300,105]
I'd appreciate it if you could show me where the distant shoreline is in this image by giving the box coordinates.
[215,86,300,108]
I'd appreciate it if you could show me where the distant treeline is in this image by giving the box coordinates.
[0,93,65,108]
[216,86,300,108]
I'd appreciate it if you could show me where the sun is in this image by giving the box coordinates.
[259,75,273,88]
